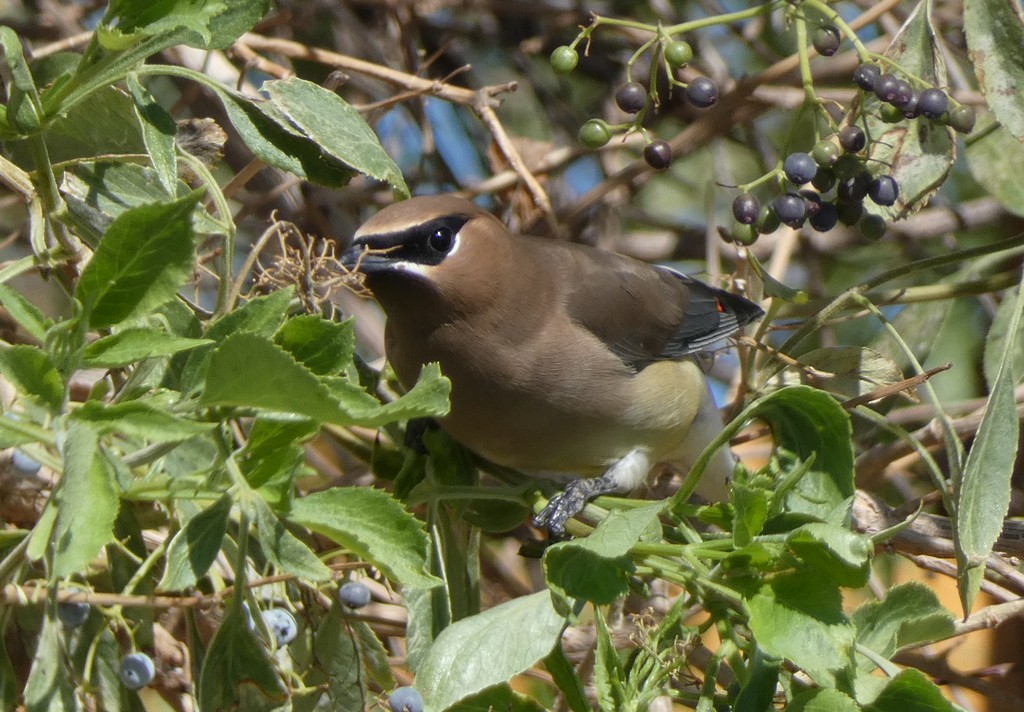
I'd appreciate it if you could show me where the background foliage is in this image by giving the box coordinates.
[0,0,1023,710]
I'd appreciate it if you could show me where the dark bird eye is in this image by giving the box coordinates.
[428,226,455,253]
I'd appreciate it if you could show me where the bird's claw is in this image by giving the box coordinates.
[533,475,620,539]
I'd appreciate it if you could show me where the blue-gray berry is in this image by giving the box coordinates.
[120,652,155,690]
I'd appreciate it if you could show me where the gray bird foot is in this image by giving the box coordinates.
[533,475,620,539]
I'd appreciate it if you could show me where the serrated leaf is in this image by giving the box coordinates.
[273,314,355,375]
[747,570,855,687]
[127,73,177,193]
[543,502,662,605]
[796,346,905,401]
[858,2,954,219]
[0,283,52,342]
[0,345,64,411]
[852,582,954,666]
[289,487,440,590]
[416,591,565,711]
[82,327,212,368]
[72,400,214,442]
[250,495,332,582]
[159,494,231,591]
[75,193,201,328]
[103,0,268,50]
[786,522,872,587]
[197,603,288,710]
[863,668,957,712]
[789,688,860,712]
[954,277,1024,614]
[964,0,1024,142]
[53,424,120,577]
[263,78,408,196]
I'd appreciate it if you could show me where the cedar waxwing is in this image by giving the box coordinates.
[341,195,763,536]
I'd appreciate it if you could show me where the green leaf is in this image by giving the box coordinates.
[197,603,288,710]
[250,495,332,582]
[0,283,52,342]
[82,327,212,368]
[103,0,269,50]
[859,1,954,218]
[416,591,565,712]
[446,685,548,712]
[964,0,1024,141]
[358,361,451,426]
[954,277,1024,614]
[71,400,214,442]
[289,487,441,590]
[23,618,76,712]
[543,645,591,712]
[159,494,232,592]
[238,416,317,507]
[789,688,860,712]
[53,424,120,577]
[746,570,855,687]
[0,27,43,133]
[274,314,355,375]
[218,89,356,187]
[313,603,370,710]
[75,193,201,328]
[0,345,64,411]
[852,582,954,667]
[593,606,626,710]
[263,78,409,196]
[748,386,855,521]
[731,481,769,547]
[864,668,957,712]
[786,522,872,587]
[543,502,662,605]
[965,117,1024,219]
[126,73,177,193]
[0,630,16,711]
[795,347,905,402]
[983,287,1024,388]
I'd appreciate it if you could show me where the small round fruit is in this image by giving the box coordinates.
[339,581,372,609]
[643,141,672,170]
[879,103,904,123]
[686,77,718,108]
[837,200,864,226]
[550,46,578,74]
[783,152,817,185]
[773,193,807,227]
[758,204,781,234]
[838,125,866,153]
[948,105,976,133]
[918,88,949,120]
[578,119,611,148]
[614,81,647,114]
[262,608,298,646]
[853,64,881,91]
[732,193,760,225]
[663,40,693,67]
[833,154,862,180]
[799,190,822,217]
[389,686,425,712]
[58,591,90,628]
[900,93,920,119]
[812,139,840,167]
[860,214,887,240]
[11,450,41,475]
[838,171,872,202]
[812,167,837,192]
[868,175,899,206]
[809,203,839,232]
[891,80,915,109]
[813,25,840,56]
[119,652,155,690]
[874,74,900,103]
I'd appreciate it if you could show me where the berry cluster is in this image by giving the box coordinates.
[552,40,719,171]
[853,63,976,132]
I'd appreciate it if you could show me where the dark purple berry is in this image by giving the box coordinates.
[874,74,900,103]
[838,171,872,202]
[809,202,839,232]
[758,204,781,234]
[783,152,817,185]
[949,105,976,133]
[900,92,920,119]
[838,125,866,153]
[860,214,887,240]
[918,88,949,119]
[813,25,841,56]
[773,193,807,227]
[686,77,718,108]
[812,167,837,192]
[643,141,672,170]
[837,200,864,226]
[868,175,899,206]
[853,64,881,91]
[891,81,915,109]
[339,581,372,609]
[58,590,90,628]
[732,193,761,225]
[615,81,647,114]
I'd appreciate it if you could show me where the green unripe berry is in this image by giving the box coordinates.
[812,139,840,167]
[550,46,579,74]
[757,204,781,234]
[663,40,693,68]
[579,119,612,148]
[860,214,887,240]
[879,103,904,124]
[948,105,976,134]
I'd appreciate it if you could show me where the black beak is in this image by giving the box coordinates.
[340,242,396,275]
